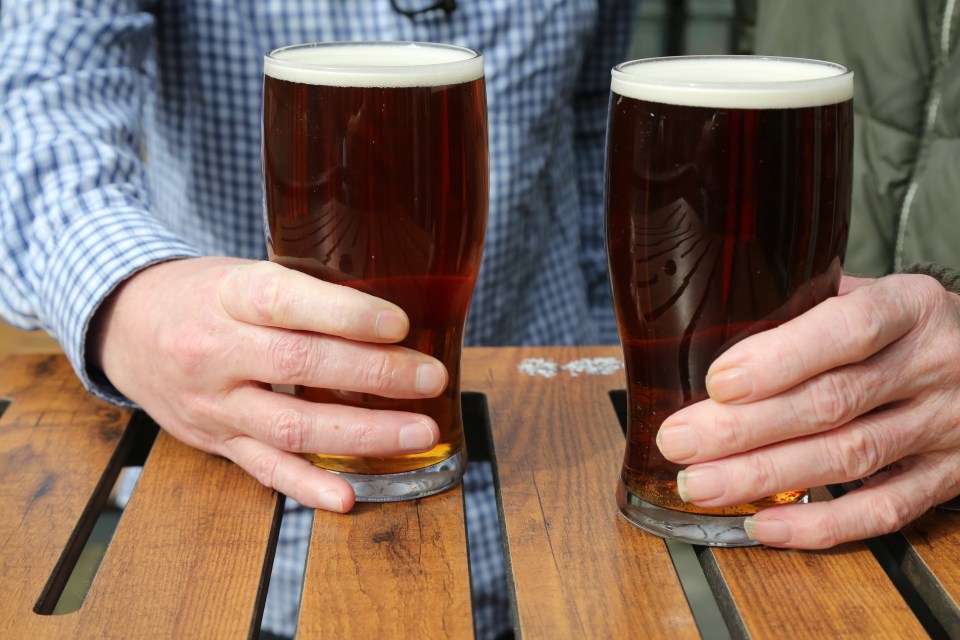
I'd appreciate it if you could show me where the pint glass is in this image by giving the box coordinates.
[262,42,488,501]
[605,56,853,545]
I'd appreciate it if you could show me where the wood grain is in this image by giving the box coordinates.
[706,544,926,638]
[0,322,61,355]
[80,431,282,638]
[2,349,958,639]
[702,490,927,638]
[0,354,129,639]
[300,491,472,638]
[0,354,282,638]
[463,346,699,638]
[898,509,960,636]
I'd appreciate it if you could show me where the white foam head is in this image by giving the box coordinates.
[611,56,853,109]
[264,41,483,88]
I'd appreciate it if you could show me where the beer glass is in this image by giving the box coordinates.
[262,42,488,501]
[605,56,853,545]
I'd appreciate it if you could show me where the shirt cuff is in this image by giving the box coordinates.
[40,207,202,406]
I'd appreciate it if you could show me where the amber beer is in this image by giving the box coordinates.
[606,56,853,544]
[262,42,488,500]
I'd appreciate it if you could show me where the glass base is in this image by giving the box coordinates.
[331,447,467,502]
[617,478,807,547]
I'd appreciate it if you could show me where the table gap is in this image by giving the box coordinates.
[255,392,515,640]
[258,501,312,639]
[41,411,159,615]
[0,397,10,419]
[827,484,951,639]
[462,391,516,640]
[609,389,732,640]
[23,390,523,633]
[695,547,749,639]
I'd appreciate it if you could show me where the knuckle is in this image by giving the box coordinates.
[248,449,283,490]
[827,426,883,480]
[269,334,312,380]
[810,510,848,549]
[247,262,288,325]
[267,407,306,451]
[848,297,888,354]
[181,392,221,434]
[870,493,911,535]
[710,409,749,452]
[364,353,399,391]
[810,373,858,426]
[168,329,215,375]
[853,277,917,346]
[907,274,945,304]
[821,289,888,358]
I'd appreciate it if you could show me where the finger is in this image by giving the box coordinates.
[221,434,356,512]
[658,355,911,464]
[227,327,448,397]
[674,398,943,507]
[742,449,960,549]
[838,274,874,296]
[705,277,920,404]
[227,384,440,456]
[218,261,409,342]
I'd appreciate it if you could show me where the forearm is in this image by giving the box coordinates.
[0,2,200,401]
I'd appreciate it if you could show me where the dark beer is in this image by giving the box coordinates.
[262,43,488,477]
[606,57,853,523]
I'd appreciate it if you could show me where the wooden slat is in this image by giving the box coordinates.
[0,354,130,639]
[0,354,282,639]
[703,492,928,637]
[80,431,282,638]
[299,490,472,638]
[463,346,700,638]
[0,322,61,354]
[5,348,960,639]
[898,510,960,635]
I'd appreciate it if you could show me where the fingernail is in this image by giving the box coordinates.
[677,466,726,503]
[744,516,792,545]
[317,489,345,513]
[400,421,436,451]
[657,424,698,461]
[416,362,447,395]
[707,367,752,402]
[375,310,408,341]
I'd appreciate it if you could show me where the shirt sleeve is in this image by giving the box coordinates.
[573,0,639,344]
[0,1,201,404]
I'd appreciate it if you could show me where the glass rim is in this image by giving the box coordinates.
[611,55,853,109]
[264,40,482,73]
[612,55,852,87]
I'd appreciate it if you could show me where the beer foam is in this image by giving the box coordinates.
[611,56,853,109]
[264,42,483,87]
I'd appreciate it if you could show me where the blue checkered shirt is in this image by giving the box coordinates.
[1,1,635,637]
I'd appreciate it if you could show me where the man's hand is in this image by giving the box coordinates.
[92,257,448,513]
[656,274,960,548]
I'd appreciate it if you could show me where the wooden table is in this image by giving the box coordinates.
[2,346,959,639]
